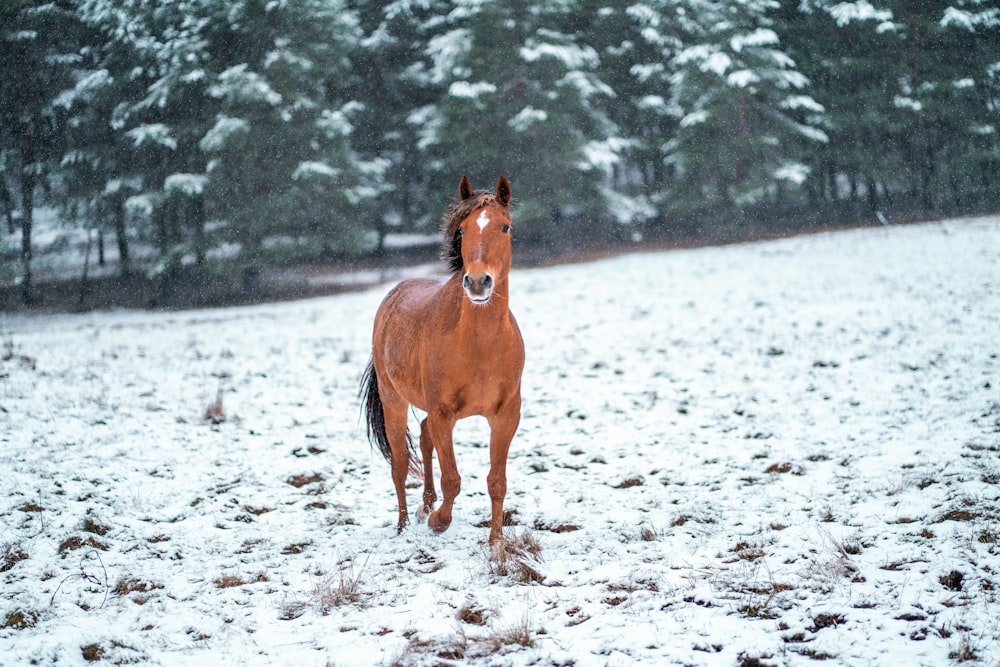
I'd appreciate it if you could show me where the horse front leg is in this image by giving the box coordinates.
[418,418,437,517]
[486,395,521,546]
[426,412,459,533]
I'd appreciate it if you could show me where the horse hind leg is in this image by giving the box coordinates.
[418,418,437,518]
[382,400,412,534]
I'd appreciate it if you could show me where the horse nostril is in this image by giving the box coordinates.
[463,274,472,290]
[483,274,493,290]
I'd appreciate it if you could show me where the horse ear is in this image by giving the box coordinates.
[459,176,474,201]
[496,176,511,206]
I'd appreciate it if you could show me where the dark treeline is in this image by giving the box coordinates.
[2,0,998,306]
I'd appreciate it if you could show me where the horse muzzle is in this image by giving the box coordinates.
[462,272,494,304]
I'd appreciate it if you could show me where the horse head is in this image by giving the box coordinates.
[443,176,513,305]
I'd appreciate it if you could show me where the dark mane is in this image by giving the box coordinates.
[440,191,498,273]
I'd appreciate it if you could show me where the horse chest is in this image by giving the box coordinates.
[426,316,522,415]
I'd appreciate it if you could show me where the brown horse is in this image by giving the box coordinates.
[361,176,524,546]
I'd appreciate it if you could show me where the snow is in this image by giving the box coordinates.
[893,96,924,112]
[125,124,177,150]
[210,65,283,106]
[448,81,496,99]
[940,7,1000,32]
[780,95,825,113]
[520,38,599,70]
[702,51,732,77]
[292,162,340,181]
[427,29,473,84]
[163,174,207,197]
[827,2,894,28]
[729,28,779,53]
[508,106,548,132]
[772,162,810,185]
[2,218,1000,666]
[199,116,249,152]
[727,69,759,88]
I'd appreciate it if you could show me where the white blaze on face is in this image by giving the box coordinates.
[476,209,490,231]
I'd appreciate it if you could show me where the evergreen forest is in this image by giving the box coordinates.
[1,0,997,306]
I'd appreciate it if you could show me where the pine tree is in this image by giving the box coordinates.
[667,0,827,228]
[347,0,451,254]
[0,0,82,303]
[194,0,369,269]
[789,0,999,217]
[420,0,617,242]
[574,1,680,230]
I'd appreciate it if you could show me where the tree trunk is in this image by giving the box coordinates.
[19,119,35,305]
[194,195,206,266]
[114,194,131,277]
[1,178,14,234]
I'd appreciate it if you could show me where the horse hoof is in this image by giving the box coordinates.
[428,510,451,533]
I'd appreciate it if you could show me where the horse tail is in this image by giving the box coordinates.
[360,357,420,475]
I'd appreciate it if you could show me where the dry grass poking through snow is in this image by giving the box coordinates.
[487,529,544,583]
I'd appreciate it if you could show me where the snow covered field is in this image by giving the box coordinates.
[2,217,998,666]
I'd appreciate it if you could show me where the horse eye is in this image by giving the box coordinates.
[457,228,464,236]
[502,224,511,234]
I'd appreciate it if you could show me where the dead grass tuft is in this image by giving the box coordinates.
[737,652,775,667]
[286,473,324,488]
[949,633,979,662]
[476,508,520,528]
[531,518,579,533]
[457,604,489,626]
[1,543,29,572]
[937,509,979,523]
[487,613,535,650]
[764,462,804,475]
[81,643,104,662]
[799,529,860,592]
[3,610,40,630]
[282,556,373,619]
[939,570,965,592]
[214,575,246,589]
[730,541,766,562]
[58,536,109,554]
[488,529,544,583]
[614,476,644,489]
[204,387,226,424]
[113,577,164,597]
[808,612,846,632]
[281,542,311,555]
[82,518,111,536]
